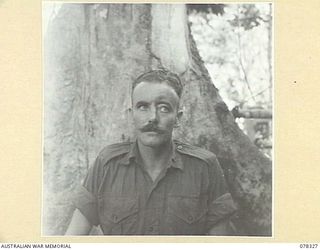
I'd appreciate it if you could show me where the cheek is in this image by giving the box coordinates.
[132,113,153,130]
[159,115,177,129]
[133,115,144,127]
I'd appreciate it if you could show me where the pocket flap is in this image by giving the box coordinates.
[168,195,207,224]
[101,195,138,224]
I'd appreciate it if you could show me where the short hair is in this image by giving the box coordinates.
[132,69,183,98]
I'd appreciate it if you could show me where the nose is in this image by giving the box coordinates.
[148,106,158,124]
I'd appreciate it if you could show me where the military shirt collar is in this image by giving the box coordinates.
[120,140,184,171]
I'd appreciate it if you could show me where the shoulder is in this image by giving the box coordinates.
[174,140,219,167]
[96,141,133,167]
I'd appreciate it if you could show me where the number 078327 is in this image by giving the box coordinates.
[300,244,318,248]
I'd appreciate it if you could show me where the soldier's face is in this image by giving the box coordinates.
[132,81,181,148]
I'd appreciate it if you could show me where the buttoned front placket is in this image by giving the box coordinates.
[134,151,185,235]
[136,159,168,234]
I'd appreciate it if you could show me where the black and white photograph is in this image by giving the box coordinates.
[42,2,273,236]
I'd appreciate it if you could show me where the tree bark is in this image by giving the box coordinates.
[44,3,272,236]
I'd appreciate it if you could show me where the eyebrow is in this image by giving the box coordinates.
[156,101,172,107]
[135,101,149,107]
[135,100,171,105]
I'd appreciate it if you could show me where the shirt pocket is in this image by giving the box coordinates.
[166,195,208,235]
[98,194,139,235]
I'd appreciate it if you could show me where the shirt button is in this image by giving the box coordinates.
[177,145,183,150]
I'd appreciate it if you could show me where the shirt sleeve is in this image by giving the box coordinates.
[71,155,103,226]
[206,155,237,230]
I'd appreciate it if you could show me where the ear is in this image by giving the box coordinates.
[177,110,183,120]
[174,110,183,128]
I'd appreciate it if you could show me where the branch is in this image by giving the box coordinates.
[236,6,256,101]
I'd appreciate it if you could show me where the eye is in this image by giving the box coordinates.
[137,104,148,111]
[158,105,170,113]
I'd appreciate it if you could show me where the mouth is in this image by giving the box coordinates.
[140,124,164,134]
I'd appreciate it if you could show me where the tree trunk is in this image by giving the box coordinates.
[44,3,272,236]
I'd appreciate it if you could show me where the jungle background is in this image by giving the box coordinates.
[43,3,273,236]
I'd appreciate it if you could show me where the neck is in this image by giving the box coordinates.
[137,140,173,171]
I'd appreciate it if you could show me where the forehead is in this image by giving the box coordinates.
[132,81,180,104]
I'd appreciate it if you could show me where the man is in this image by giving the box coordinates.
[65,69,237,235]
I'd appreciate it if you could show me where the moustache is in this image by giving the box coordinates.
[140,123,164,133]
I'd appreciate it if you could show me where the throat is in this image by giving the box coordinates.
[142,157,171,182]
[146,165,166,182]
[137,140,173,182]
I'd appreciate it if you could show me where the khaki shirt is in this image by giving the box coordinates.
[73,140,237,235]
